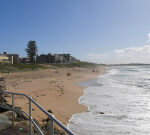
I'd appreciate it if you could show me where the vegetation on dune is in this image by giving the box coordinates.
[0,61,97,73]
[0,63,46,73]
[71,61,96,67]
[52,61,96,68]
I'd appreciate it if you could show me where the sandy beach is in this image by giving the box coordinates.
[2,66,105,126]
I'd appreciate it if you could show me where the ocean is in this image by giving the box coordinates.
[68,66,150,135]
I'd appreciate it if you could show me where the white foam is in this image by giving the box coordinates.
[68,66,150,135]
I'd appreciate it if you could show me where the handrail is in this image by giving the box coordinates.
[0,91,74,135]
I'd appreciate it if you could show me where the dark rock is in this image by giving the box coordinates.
[0,77,6,104]
[0,114,12,131]
[47,110,53,113]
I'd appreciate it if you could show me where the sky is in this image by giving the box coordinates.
[1,0,150,64]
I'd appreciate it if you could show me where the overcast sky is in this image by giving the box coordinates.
[1,0,150,64]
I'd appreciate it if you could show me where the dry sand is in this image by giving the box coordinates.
[2,66,105,126]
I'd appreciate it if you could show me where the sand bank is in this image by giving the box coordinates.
[2,66,105,125]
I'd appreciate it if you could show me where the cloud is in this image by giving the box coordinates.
[85,45,150,64]
[83,33,150,64]
[147,33,150,42]
[114,45,150,57]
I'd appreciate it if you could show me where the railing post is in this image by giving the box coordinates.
[12,93,14,127]
[48,116,54,135]
[29,98,32,135]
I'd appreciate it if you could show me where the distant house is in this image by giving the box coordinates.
[54,54,65,63]
[20,57,30,64]
[54,54,71,64]
[0,54,9,64]
[36,53,54,64]
[7,54,20,64]
[0,52,20,64]
[37,53,78,64]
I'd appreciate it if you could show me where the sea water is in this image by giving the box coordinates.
[68,66,150,135]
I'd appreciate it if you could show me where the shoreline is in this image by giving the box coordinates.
[2,66,105,126]
[68,71,106,126]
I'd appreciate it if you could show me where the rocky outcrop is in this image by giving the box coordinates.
[0,113,12,131]
[0,77,6,91]
[0,77,6,104]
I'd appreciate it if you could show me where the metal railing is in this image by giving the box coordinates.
[0,91,74,135]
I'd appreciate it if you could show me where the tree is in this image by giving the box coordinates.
[25,41,38,63]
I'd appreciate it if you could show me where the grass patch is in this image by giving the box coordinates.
[0,61,97,73]
[0,63,47,73]
[52,61,96,68]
